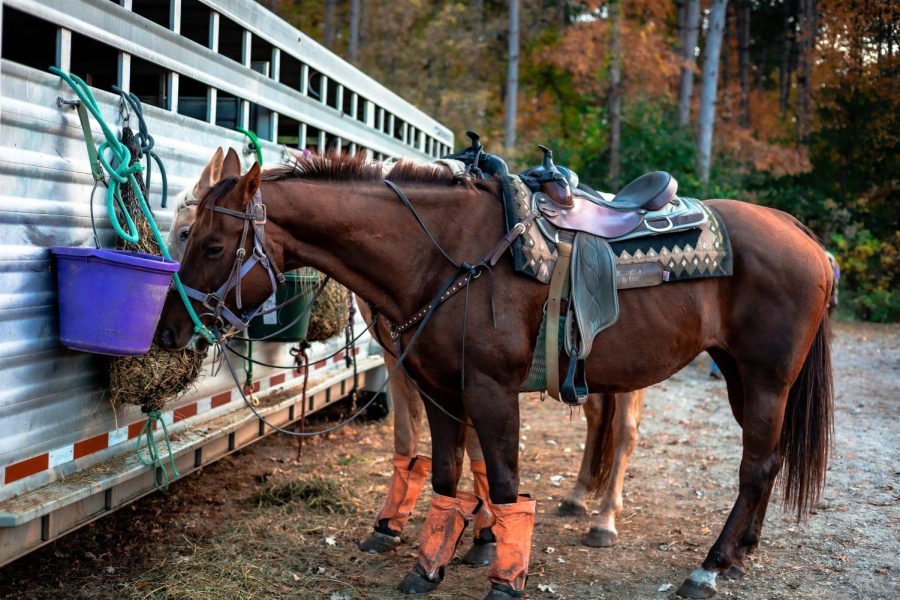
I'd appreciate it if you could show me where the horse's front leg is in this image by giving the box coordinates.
[467,378,536,600]
[397,398,475,594]
[359,352,430,553]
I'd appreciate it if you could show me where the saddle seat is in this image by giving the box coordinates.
[534,171,680,239]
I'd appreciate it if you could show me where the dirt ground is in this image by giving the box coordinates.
[1,320,897,599]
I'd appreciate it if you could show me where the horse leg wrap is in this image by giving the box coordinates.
[374,454,432,536]
[488,495,536,594]
[416,491,480,580]
[471,459,495,538]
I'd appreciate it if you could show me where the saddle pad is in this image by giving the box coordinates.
[609,203,733,282]
[520,307,564,392]
[500,175,557,283]
[566,233,619,359]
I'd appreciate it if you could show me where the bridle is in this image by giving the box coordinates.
[180,189,284,336]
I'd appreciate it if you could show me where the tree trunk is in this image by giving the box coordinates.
[677,0,701,126]
[778,0,795,115]
[796,0,817,144]
[608,0,623,188]
[737,0,751,127]
[323,0,337,50]
[349,0,360,62]
[505,0,520,152]
[556,0,567,26]
[676,0,686,55]
[697,0,729,190]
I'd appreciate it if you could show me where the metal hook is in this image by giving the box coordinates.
[56,97,80,110]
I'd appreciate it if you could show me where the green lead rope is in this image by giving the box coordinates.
[50,67,215,344]
[135,410,181,492]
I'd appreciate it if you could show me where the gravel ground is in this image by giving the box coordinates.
[0,320,897,599]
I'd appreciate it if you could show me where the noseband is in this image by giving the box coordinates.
[181,189,284,334]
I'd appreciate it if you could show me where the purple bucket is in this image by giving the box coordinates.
[51,247,180,356]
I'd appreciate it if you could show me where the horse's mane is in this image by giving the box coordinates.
[198,152,492,212]
[262,151,473,188]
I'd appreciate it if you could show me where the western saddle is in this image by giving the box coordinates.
[441,133,706,406]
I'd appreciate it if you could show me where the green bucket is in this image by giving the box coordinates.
[248,270,319,342]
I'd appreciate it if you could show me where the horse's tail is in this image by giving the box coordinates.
[779,312,835,519]
[586,393,617,493]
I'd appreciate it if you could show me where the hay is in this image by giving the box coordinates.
[257,475,356,514]
[108,344,205,410]
[306,278,349,342]
[107,127,205,410]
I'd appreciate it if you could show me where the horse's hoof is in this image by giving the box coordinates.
[676,569,717,599]
[482,583,523,599]
[397,568,441,594]
[461,541,496,566]
[555,498,588,517]
[583,526,618,547]
[720,565,745,581]
[358,530,400,553]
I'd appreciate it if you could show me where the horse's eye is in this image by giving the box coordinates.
[179,229,190,241]
[205,246,224,258]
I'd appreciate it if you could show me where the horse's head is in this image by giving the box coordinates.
[166,147,227,261]
[157,147,273,350]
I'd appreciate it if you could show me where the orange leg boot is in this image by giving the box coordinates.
[359,454,432,553]
[484,495,536,599]
[462,459,497,566]
[397,491,481,593]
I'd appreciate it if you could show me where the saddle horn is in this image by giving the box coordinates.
[535,145,574,208]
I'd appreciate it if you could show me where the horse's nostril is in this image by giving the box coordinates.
[159,326,175,349]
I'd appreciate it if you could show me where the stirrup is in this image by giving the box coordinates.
[560,357,588,406]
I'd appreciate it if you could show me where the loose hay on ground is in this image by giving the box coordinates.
[257,475,357,514]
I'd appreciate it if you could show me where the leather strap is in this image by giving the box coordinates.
[546,241,572,400]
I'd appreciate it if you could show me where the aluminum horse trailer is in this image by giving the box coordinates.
[0,0,453,566]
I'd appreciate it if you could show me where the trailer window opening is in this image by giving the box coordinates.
[342,90,354,116]
[277,115,301,148]
[215,90,240,130]
[131,0,169,29]
[279,53,302,90]
[1,7,56,72]
[394,117,405,141]
[70,32,119,92]
[130,55,169,109]
[180,0,211,48]
[307,69,323,101]
[217,15,243,64]
[326,80,339,111]
[177,75,208,122]
[250,36,275,78]
[305,124,321,151]
[248,103,273,142]
[356,96,367,123]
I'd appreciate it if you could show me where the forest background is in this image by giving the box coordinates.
[263,0,898,321]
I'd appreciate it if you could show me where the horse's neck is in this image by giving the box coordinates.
[267,180,499,325]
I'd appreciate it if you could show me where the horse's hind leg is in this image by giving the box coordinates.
[677,384,787,599]
[359,355,430,553]
[556,393,606,517]
[398,402,474,594]
[583,389,644,548]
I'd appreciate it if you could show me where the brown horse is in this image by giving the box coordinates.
[166,157,645,561]
[158,151,834,600]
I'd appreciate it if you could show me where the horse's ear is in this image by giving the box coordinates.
[222,147,242,180]
[238,162,262,209]
[193,147,225,199]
